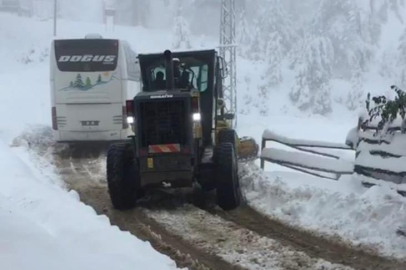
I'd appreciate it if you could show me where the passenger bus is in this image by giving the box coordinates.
[50,35,140,142]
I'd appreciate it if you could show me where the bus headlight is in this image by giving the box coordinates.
[193,113,201,121]
[127,116,134,124]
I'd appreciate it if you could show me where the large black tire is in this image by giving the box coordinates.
[107,142,140,210]
[215,142,241,210]
[218,129,237,147]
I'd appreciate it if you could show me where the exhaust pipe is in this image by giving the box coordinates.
[164,50,175,91]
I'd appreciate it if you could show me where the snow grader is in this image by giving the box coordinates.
[106,49,258,210]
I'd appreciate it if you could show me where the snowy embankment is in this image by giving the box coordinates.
[0,139,179,270]
[241,159,406,260]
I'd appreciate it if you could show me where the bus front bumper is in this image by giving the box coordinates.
[54,130,129,142]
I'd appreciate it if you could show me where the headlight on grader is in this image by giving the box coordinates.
[127,116,134,124]
[193,113,201,121]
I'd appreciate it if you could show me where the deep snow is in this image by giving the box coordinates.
[0,139,179,270]
[240,164,406,259]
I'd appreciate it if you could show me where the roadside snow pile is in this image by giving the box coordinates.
[240,163,406,260]
[0,140,180,270]
[9,125,64,188]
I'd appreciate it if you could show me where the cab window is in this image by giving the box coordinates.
[146,57,209,92]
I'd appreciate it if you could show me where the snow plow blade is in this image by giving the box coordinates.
[238,137,259,162]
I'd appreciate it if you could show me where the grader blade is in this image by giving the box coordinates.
[238,137,259,162]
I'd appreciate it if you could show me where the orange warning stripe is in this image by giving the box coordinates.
[148,144,181,153]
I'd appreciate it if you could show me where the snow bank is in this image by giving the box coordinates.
[240,163,406,260]
[0,140,179,270]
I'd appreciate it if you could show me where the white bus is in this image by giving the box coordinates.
[50,35,140,142]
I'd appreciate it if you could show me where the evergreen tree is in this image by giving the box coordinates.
[312,0,374,78]
[263,31,283,87]
[290,65,312,110]
[313,83,332,115]
[74,74,84,89]
[347,65,364,111]
[290,35,333,114]
[256,0,296,56]
[236,10,252,58]
[258,86,269,116]
[85,77,92,89]
[97,74,102,84]
[249,20,262,61]
[172,5,192,50]
[398,27,406,88]
[69,81,74,88]
[379,50,397,79]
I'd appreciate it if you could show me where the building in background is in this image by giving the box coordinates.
[0,0,20,13]
[0,0,54,19]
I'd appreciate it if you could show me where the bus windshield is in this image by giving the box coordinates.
[54,39,119,72]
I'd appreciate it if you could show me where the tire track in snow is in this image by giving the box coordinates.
[52,147,247,270]
[207,204,406,270]
[77,186,245,270]
[144,203,354,270]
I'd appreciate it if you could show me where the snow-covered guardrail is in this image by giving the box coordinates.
[260,129,406,196]
[260,130,354,180]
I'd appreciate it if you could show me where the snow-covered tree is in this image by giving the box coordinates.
[249,20,262,61]
[290,65,312,110]
[290,35,334,114]
[312,0,375,78]
[172,6,192,50]
[313,83,332,115]
[263,31,283,87]
[236,10,252,58]
[258,86,270,116]
[249,0,296,59]
[347,65,364,111]
[379,50,397,79]
[398,27,406,88]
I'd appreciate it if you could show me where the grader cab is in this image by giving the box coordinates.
[106,49,258,211]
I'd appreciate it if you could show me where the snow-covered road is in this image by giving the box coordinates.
[9,128,404,270]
